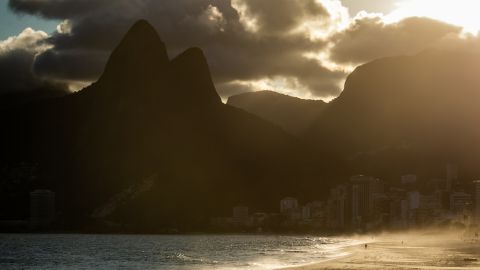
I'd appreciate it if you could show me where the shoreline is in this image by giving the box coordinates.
[284,231,480,270]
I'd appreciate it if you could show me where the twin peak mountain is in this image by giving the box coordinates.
[4,19,480,230]
[95,19,221,110]
[0,20,333,229]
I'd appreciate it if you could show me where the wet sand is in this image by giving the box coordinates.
[286,231,480,270]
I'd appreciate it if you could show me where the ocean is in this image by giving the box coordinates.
[0,234,361,269]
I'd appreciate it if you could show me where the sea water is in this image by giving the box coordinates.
[0,234,360,270]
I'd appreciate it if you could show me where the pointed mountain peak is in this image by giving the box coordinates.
[169,47,222,106]
[130,19,156,33]
[92,22,221,109]
[171,47,211,76]
[99,20,169,84]
[122,20,163,45]
[176,47,206,61]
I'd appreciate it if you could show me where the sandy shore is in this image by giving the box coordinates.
[286,231,480,270]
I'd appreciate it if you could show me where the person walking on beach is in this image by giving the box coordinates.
[364,244,368,249]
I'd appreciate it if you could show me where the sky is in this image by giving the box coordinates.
[0,2,58,40]
[0,1,395,39]
[341,0,396,14]
[1,0,480,101]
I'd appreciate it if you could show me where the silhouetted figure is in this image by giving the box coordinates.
[364,244,368,249]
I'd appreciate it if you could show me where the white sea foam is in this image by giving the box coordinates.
[0,234,363,270]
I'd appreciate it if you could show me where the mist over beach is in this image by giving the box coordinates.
[286,229,480,270]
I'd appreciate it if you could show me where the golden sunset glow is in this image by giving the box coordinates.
[386,0,480,34]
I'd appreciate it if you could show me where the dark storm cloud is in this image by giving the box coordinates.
[0,49,42,92]
[7,0,346,98]
[8,0,111,19]
[0,49,66,93]
[330,16,462,64]
[236,0,328,33]
[0,28,67,93]
[217,82,253,99]
[33,49,108,81]
[7,0,470,99]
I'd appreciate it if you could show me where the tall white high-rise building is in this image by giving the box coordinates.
[446,164,459,191]
[327,185,349,229]
[30,190,55,228]
[350,175,383,227]
[449,192,472,214]
[280,197,298,213]
[474,180,480,223]
[407,191,420,210]
[401,175,417,185]
[233,206,249,220]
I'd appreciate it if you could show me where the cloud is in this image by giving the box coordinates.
[33,48,108,81]
[8,0,112,19]
[7,0,350,99]
[432,32,480,54]
[0,28,67,93]
[0,27,49,54]
[5,0,479,100]
[329,15,462,65]
[232,0,329,34]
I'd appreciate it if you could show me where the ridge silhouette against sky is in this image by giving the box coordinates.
[0,20,342,229]
[1,0,480,101]
[3,18,480,231]
[228,91,327,136]
[228,49,480,183]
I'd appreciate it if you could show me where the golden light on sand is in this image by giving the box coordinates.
[386,0,480,34]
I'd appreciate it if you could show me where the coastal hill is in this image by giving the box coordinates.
[4,21,480,231]
[227,90,327,136]
[307,51,480,178]
[0,20,343,230]
[224,51,480,179]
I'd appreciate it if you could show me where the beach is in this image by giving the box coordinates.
[286,231,480,270]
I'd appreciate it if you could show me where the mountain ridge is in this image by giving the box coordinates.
[0,20,341,231]
[306,50,480,178]
[227,90,327,136]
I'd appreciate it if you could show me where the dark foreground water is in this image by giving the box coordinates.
[0,234,360,270]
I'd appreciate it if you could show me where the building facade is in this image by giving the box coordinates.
[446,164,459,191]
[29,190,55,228]
[449,192,472,214]
[474,180,480,223]
[350,175,383,228]
[233,206,249,221]
[280,197,298,213]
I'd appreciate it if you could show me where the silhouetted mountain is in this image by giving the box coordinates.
[227,91,327,136]
[0,20,344,231]
[307,50,480,178]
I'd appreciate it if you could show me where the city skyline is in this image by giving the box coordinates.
[212,164,480,233]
